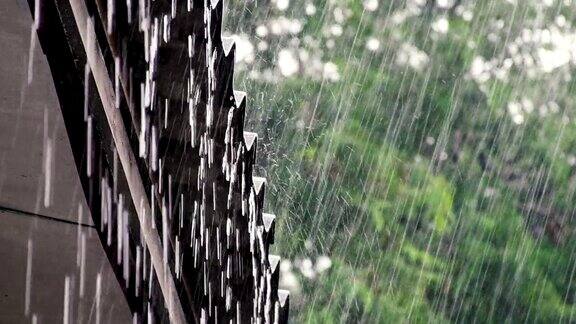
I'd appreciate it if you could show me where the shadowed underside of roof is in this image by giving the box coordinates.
[27,0,289,322]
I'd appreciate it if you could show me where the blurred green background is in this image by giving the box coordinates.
[225,0,576,322]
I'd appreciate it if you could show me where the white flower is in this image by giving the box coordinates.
[330,24,343,37]
[548,101,560,113]
[334,7,345,23]
[436,0,452,9]
[323,62,340,82]
[278,49,299,77]
[363,0,378,12]
[391,11,408,25]
[279,260,301,293]
[568,155,576,166]
[469,56,491,83]
[326,39,335,49]
[269,17,302,35]
[280,270,300,291]
[556,15,567,28]
[298,49,310,62]
[230,34,254,64]
[537,47,571,73]
[397,43,429,71]
[280,260,292,272]
[408,0,426,6]
[507,101,524,125]
[276,0,289,11]
[366,38,380,51]
[432,17,449,34]
[257,41,268,51]
[255,25,268,37]
[406,0,425,14]
[315,256,332,273]
[511,114,524,125]
[521,98,534,113]
[298,258,316,279]
[305,3,316,15]
[439,151,448,161]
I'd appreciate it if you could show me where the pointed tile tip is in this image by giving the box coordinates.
[262,213,276,232]
[278,289,290,306]
[210,0,221,9]
[243,131,257,150]
[233,90,247,106]
[253,176,266,193]
[269,254,281,271]
[221,37,235,56]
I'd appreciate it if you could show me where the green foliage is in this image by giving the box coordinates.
[229,0,576,322]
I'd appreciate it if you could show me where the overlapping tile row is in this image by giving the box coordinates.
[83,0,290,322]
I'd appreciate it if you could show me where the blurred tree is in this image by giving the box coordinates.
[225,0,576,322]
